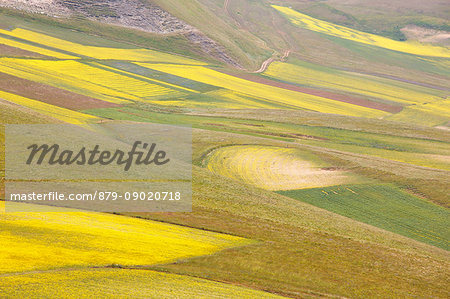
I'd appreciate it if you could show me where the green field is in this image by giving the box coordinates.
[280,184,450,250]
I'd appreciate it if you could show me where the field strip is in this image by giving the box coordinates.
[0,58,188,104]
[0,35,77,59]
[0,202,254,275]
[90,62,200,94]
[279,184,450,250]
[0,72,119,110]
[231,71,403,113]
[264,61,445,106]
[0,268,285,298]
[205,145,353,190]
[0,90,100,124]
[136,63,389,118]
[272,5,450,58]
[0,28,207,64]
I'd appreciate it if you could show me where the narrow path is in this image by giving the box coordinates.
[223,0,291,73]
[253,49,292,73]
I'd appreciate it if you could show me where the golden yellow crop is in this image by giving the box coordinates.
[137,63,389,118]
[0,58,187,104]
[265,61,441,105]
[0,203,252,274]
[0,90,100,124]
[0,28,206,64]
[273,5,450,58]
[0,36,77,59]
[206,145,352,190]
[0,268,284,298]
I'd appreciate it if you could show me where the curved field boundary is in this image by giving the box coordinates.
[0,203,253,275]
[273,5,450,58]
[205,145,352,191]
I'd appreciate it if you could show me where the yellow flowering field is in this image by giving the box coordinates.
[0,90,100,124]
[137,63,389,118]
[205,145,352,190]
[0,28,206,64]
[0,58,187,104]
[0,269,284,299]
[0,36,77,59]
[265,61,441,105]
[272,5,450,58]
[0,203,252,274]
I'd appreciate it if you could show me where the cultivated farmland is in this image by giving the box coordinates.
[205,145,354,190]
[0,2,449,298]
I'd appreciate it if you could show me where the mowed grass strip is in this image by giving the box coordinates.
[279,184,450,250]
[137,63,389,118]
[0,268,285,299]
[0,203,252,274]
[272,5,450,58]
[0,28,206,64]
[205,145,354,190]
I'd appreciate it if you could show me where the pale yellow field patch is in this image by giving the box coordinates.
[0,203,252,274]
[0,268,284,298]
[386,98,450,126]
[0,90,100,124]
[205,145,352,191]
[0,28,206,64]
[273,5,450,58]
[265,61,441,105]
[137,63,389,118]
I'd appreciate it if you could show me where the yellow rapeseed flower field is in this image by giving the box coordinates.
[0,203,252,274]
[0,36,77,59]
[137,63,389,118]
[0,269,284,298]
[0,58,187,104]
[205,145,352,190]
[265,61,441,105]
[0,90,100,124]
[0,28,207,64]
[272,5,450,58]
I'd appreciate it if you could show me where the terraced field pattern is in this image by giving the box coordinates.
[1,2,449,298]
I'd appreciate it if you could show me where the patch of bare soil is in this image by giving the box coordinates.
[401,25,450,46]
[0,72,119,110]
[0,44,47,58]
